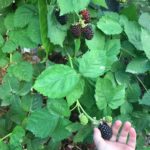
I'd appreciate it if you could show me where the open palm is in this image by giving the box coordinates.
[93,121,136,150]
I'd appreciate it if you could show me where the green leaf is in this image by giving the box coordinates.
[86,28,105,51]
[92,0,107,8]
[0,0,14,9]
[47,6,68,46]
[34,64,80,98]
[0,34,4,47]
[120,101,133,115]
[126,58,150,74]
[38,0,54,54]
[66,79,85,107]
[0,16,6,34]
[8,29,37,48]
[139,13,150,32]
[47,99,71,117]
[95,78,125,110]
[0,141,9,150]
[51,118,71,141]
[9,62,33,81]
[79,50,106,78]
[10,126,25,147]
[105,39,121,68]
[26,109,59,138]
[4,13,14,30]
[57,0,90,15]
[97,14,122,35]
[27,17,41,44]
[2,40,17,53]
[21,94,42,112]
[126,82,141,103]
[14,4,37,28]
[73,125,92,142]
[139,90,150,106]
[124,21,143,50]
[141,28,150,59]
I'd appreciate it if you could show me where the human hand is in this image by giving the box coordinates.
[93,121,136,150]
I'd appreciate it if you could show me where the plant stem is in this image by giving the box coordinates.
[0,133,12,142]
[67,53,74,69]
[136,75,148,92]
[67,54,98,124]
[76,100,97,123]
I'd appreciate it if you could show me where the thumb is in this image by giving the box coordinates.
[93,128,106,150]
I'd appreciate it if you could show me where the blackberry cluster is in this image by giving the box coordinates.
[98,122,113,140]
[70,24,82,38]
[80,9,91,23]
[55,9,68,25]
[82,25,94,40]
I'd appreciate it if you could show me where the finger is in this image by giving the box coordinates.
[118,121,131,144]
[110,120,122,142]
[128,127,136,149]
[93,128,106,150]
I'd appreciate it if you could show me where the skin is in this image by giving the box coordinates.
[93,121,136,150]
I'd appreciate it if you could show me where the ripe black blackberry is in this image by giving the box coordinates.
[82,25,94,40]
[55,9,68,25]
[80,9,91,23]
[70,24,82,38]
[98,122,113,140]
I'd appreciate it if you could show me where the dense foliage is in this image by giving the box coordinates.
[0,0,150,149]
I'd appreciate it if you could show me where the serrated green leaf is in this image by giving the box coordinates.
[124,21,143,50]
[97,15,122,35]
[10,126,25,147]
[47,6,68,46]
[141,28,150,59]
[0,16,6,34]
[0,0,14,9]
[120,101,133,114]
[126,58,150,74]
[14,4,37,28]
[21,94,42,112]
[26,109,59,138]
[57,0,90,15]
[8,29,37,48]
[86,28,105,51]
[139,90,150,106]
[47,99,71,117]
[79,50,106,78]
[51,118,71,141]
[34,64,80,98]
[95,78,125,110]
[105,39,121,68]
[73,125,92,142]
[4,13,14,30]
[126,82,141,103]
[139,13,150,32]
[9,62,33,81]
[2,40,17,53]
[27,17,41,44]
[66,79,85,107]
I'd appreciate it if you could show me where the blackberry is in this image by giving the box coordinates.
[98,122,113,140]
[80,9,91,23]
[82,25,94,40]
[55,9,68,25]
[70,24,82,38]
